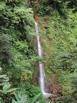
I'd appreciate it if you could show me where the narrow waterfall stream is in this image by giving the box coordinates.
[35,21,52,98]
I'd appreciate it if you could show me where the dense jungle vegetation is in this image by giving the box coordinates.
[0,0,77,103]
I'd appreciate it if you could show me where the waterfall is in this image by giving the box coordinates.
[35,21,52,98]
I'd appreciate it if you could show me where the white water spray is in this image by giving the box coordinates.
[35,21,52,98]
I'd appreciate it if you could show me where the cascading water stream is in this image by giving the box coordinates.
[35,21,45,93]
[35,21,52,98]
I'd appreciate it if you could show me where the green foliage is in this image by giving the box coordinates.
[0,1,40,102]
[42,11,77,72]
[12,90,28,103]
[0,74,16,103]
[38,0,77,16]
[39,1,77,102]
[0,0,36,80]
